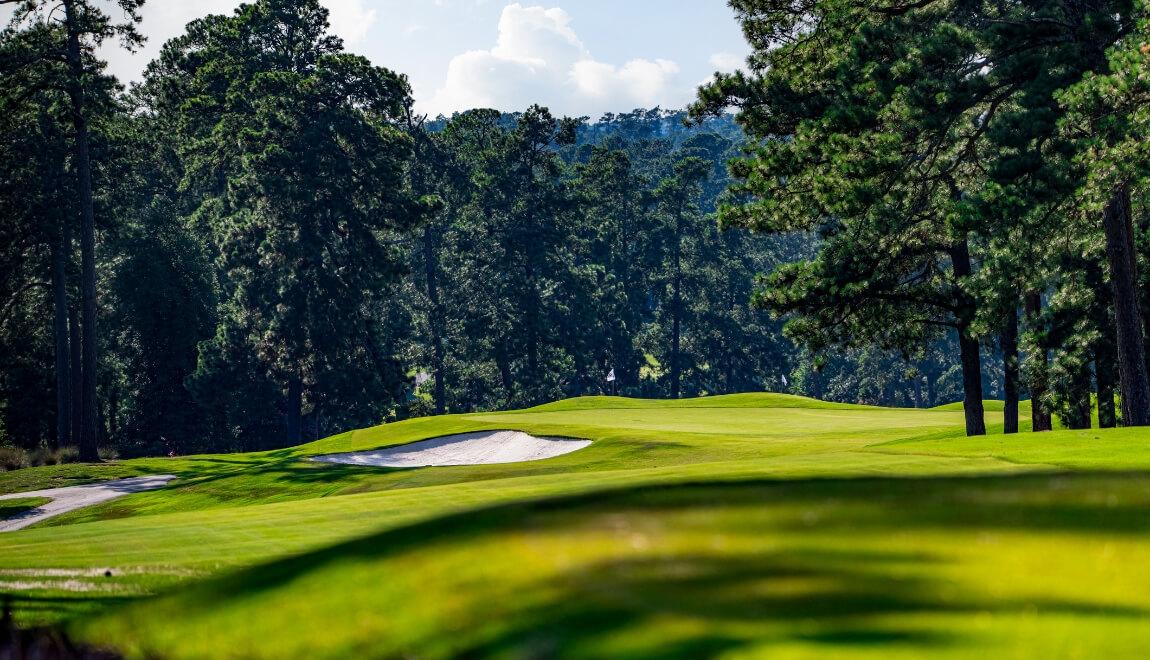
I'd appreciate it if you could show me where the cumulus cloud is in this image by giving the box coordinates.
[91,0,375,84]
[709,51,744,72]
[426,3,686,117]
[98,1,238,84]
[323,0,378,45]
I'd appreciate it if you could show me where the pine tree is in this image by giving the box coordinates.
[2,0,144,458]
[693,0,1144,433]
[654,156,710,399]
[142,0,426,446]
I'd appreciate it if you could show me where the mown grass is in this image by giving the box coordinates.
[1,393,1148,658]
[80,472,1150,659]
[0,497,50,520]
[3,395,970,527]
[0,464,157,496]
[525,392,882,411]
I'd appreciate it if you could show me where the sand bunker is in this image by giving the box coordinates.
[312,430,591,468]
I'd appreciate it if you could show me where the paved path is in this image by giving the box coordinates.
[0,475,176,532]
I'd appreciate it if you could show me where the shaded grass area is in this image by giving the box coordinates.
[78,471,1150,659]
[0,497,50,519]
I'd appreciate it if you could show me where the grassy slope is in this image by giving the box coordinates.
[2,393,1149,658]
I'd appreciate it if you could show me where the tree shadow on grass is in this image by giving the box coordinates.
[108,470,1150,657]
[445,550,963,658]
[600,471,1150,536]
[4,594,137,627]
[450,545,1145,658]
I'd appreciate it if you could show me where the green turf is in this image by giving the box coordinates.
[525,392,881,411]
[0,497,50,520]
[930,399,1029,412]
[1,394,1148,658]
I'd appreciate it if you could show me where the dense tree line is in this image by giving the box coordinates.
[692,0,1150,435]
[8,0,1134,459]
[0,0,803,457]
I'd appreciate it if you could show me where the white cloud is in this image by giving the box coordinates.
[573,58,680,104]
[709,51,744,72]
[98,1,238,84]
[90,0,375,84]
[492,5,584,64]
[323,0,377,45]
[426,3,685,117]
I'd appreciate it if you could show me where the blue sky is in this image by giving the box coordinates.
[91,0,749,118]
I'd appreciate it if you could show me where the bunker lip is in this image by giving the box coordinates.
[311,430,592,468]
[0,474,177,533]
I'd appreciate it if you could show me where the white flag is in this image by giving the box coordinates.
[606,368,616,382]
[781,374,788,386]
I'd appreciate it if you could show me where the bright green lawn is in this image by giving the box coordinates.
[1,393,1149,658]
[0,496,50,519]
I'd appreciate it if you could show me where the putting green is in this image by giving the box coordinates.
[1,394,1147,658]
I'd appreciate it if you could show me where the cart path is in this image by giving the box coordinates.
[0,475,177,532]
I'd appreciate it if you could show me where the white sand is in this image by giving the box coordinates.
[0,474,176,532]
[312,430,591,468]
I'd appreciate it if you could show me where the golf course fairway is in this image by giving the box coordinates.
[2,393,1150,658]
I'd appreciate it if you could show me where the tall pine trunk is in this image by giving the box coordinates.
[63,0,99,462]
[957,332,986,436]
[69,305,83,446]
[1065,366,1093,429]
[1002,306,1020,434]
[1024,292,1053,431]
[52,220,71,447]
[1102,186,1150,426]
[950,236,985,436]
